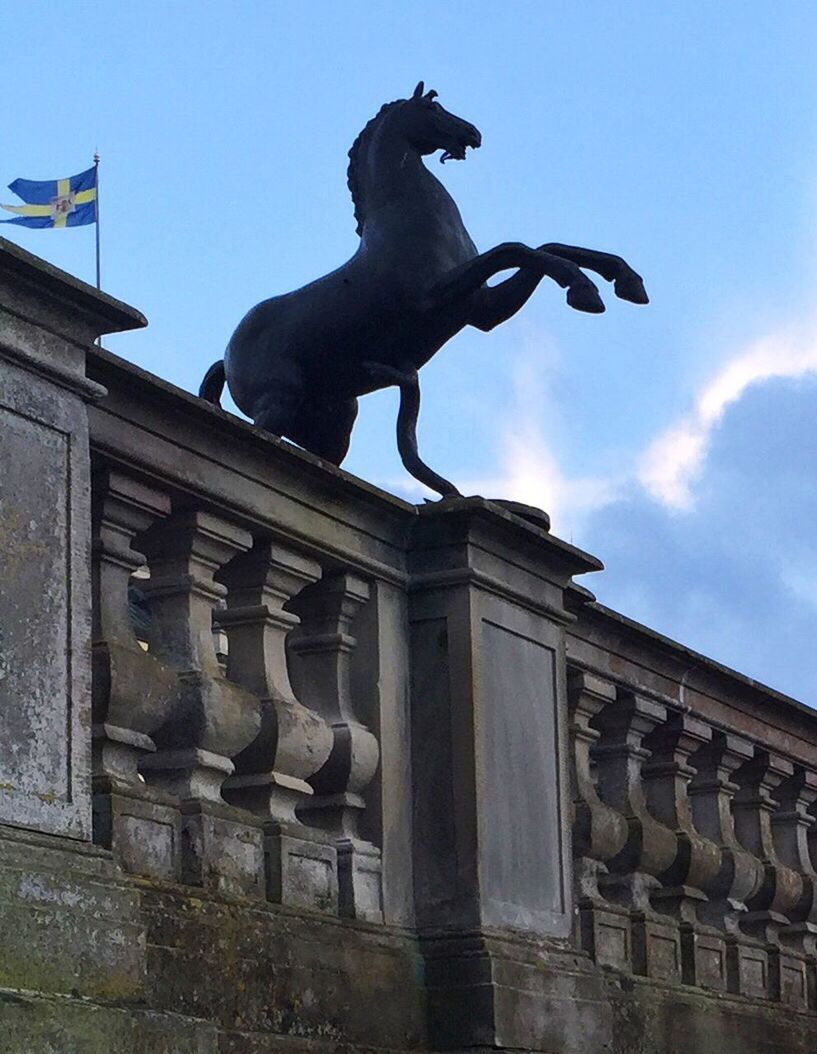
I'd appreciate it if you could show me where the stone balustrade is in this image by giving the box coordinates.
[2,240,816,1053]
[82,330,817,1039]
[566,600,817,1012]
[90,486,384,911]
[80,334,424,931]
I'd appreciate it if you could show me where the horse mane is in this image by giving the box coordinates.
[347,99,403,237]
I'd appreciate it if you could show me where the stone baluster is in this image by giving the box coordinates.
[90,468,183,880]
[809,795,817,1010]
[566,669,631,970]
[732,751,808,1004]
[214,540,339,914]
[287,572,382,921]
[137,508,265,898]
[732,752,798,938]
[641,712,722,985]
[591,689,681,982]
[771,767,817,969]
[687,732,766,996]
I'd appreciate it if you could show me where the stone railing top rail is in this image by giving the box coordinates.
[568,588,817,764]
[0,237,146,339]
[86,343,600,586]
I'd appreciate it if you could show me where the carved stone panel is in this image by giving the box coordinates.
[409,615,459,925]
[0,360,93,838]
[479,616,567,933]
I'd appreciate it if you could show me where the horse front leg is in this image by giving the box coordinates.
[428,242,605,318]
[540,243,649,304]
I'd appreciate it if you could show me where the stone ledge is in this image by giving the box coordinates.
[0,989,218,1054]
[602,969,817,1054]
[0,237,147,340]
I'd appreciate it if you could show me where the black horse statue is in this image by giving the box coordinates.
[200,82,648,497]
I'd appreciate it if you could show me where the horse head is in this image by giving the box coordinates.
[400,81,482,164]
[347,82,483,235]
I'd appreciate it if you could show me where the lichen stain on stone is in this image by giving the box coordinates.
[0,506,39,569]
[17,874,85,909]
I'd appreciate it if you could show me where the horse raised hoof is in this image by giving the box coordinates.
[567,285,605,314]
[614,274,649,304]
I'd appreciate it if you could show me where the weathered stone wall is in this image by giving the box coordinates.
[1,238,815,1053]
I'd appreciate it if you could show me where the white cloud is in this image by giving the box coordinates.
[484,327,817,524]
[460,411,617,531]
[390,321,817,537]
[452,349,618,532]
[388,343,618,533]
[637,329,817,509]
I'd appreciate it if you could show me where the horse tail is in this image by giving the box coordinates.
[394,370,460,499]
[199,360,225,405]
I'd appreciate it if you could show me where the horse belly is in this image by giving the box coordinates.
[224,279,386,412]
[412,307,474,371]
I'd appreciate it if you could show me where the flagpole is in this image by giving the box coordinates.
[93,152,101,290]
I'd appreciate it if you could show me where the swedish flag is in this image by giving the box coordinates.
[1,166,97,229]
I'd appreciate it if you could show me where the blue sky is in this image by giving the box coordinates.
[4,2,817,703]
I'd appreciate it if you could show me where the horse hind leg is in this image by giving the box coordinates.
[295,397,360,466]
[251,387,306,449]
[253,388,359,467]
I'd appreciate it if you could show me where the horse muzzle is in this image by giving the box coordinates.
[440,125,482,164]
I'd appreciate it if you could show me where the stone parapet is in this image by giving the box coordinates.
[566,589,817,1012]
[1,240,816,1053]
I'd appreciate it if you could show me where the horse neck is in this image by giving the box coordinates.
[356,120,451,226]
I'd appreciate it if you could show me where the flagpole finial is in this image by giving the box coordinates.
[93,152,100,165]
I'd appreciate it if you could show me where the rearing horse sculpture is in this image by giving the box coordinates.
[200,82,648,497]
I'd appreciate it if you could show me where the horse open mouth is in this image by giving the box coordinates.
[440,128,481,164]
[440,145,469,164]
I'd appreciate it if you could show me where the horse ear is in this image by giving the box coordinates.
[425,89,438,101]
[412,81,424,99]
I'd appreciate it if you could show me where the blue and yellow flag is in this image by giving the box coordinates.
[1,166,97,228]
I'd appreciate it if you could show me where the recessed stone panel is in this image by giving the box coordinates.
[780,956,808,1009]
[266,827,339,913]
[479,617,566,934]
[118,811,180,881]
[0,385,89,837]
[738,946,768,999]
[0,407,70,790]
[695,935,727,991]
[596,917,631,971]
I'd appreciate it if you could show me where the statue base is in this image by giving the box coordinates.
[491,498,551,532]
